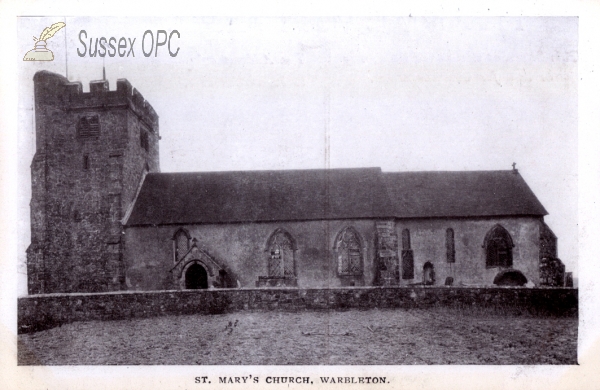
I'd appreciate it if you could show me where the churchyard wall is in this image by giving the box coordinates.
[18,286,578,334]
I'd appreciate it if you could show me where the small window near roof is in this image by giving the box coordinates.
[446,228,455,263]
[402,229,411,250]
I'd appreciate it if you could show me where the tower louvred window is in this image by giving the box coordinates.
[77,115,100,138]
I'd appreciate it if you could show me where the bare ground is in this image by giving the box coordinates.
[18,308,577,365]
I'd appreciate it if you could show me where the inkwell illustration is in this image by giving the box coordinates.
[23,22,66,61]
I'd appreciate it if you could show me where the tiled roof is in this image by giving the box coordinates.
[382,170,547,219]
[125,168,391,225]
[124,168,547,226]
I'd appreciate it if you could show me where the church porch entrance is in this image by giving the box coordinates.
[185,263,208,289]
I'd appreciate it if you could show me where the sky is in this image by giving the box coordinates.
[17,16,578,295]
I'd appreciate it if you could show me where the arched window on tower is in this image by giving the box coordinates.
[267,229,296,278]
[334,227,363,276]
[173,229,191,263]
[483,224,514,268]
[446,228,455,263]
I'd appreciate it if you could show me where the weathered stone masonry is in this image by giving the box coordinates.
[123,216,551,291]
[27,71,160,294]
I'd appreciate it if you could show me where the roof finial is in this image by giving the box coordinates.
[512,162,517,173]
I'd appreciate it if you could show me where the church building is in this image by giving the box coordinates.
[26,71,563,295]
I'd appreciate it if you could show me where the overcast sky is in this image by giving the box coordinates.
[17,16,578,294]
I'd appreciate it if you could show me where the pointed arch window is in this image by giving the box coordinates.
[401,229,414,279]
[267,229,296,278]
[334,227,363,276]
[446,228,455,263]
[483,225,514,268]
[173,229,191,263]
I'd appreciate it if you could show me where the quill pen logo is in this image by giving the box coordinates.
[23,22,66,61]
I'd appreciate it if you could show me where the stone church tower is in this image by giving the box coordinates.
[27,71,160,294]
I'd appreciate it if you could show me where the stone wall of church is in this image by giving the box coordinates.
[394,216,542,287]
[124,220,379,290]
[123,216,543,290]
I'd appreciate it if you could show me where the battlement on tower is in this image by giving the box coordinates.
[33,70,159,133]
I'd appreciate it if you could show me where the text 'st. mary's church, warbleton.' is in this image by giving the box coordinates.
[27,71,566,295]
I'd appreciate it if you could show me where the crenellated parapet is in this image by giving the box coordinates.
[33,70,159,133]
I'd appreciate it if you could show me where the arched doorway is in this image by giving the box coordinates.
[493,269,528,286]
[423,262,435,285]
[185,263,208,289]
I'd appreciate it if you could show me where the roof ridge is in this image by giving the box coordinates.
[382,169,519,174]
[146,167,383,175]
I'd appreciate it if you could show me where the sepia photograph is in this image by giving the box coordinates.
[4,6,597,387]
[14,16,579,367]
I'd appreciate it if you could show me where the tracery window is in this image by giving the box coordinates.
[173,229,191,263]
[446,228,455,263]
[334,227,363,276]
[483,224,514,268]
[401,229,414,279]
[267,229,296,278]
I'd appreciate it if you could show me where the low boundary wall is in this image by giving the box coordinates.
[18,286,578,334]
